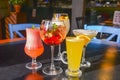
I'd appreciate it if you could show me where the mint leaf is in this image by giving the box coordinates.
[32,25,35,29]
[53,23,57,29]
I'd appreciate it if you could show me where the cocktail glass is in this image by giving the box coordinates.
[24,28,44,69]
[73,29,98,68]
[65,37,84,77]
[39,20,67,75]
[52,13,70,61]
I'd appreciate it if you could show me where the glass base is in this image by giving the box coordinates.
[26,62,42,70]
[42,66,63,75]
[65,69,82,77]
[54,56,61,61]
[81,61,91,68]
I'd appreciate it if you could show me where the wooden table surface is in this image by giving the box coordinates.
[0,38,26,44]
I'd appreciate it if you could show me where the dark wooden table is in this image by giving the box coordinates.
[0,39,120,80]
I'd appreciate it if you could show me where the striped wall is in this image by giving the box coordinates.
[5,12,26,39]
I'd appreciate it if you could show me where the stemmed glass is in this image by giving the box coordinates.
[52,13,70,61]
[24,28,44,69]
[39,20,67,75]
[73,29,98,68]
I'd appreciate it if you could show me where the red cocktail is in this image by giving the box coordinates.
[40,24,66,45]
[40,20,67,75]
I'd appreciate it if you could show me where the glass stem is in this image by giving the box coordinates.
[58,44,61,57]
[32,58,37,65]
[31,58,37,69]
[82,46,86,63]
[50,46,56,70]
[32,68,37,73]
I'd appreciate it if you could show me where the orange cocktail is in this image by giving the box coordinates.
[24,28,44,69]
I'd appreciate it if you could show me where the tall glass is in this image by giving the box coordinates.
[52,13,70,61]
[73,29,98,68]
[40,20,67,75]
[65,37,84,77]
[24,28,44,69]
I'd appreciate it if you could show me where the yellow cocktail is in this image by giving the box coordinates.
[73,29,98,68]
[66,37,84,77]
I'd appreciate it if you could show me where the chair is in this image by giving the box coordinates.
[8,23,40,39]
[76,17,84,29]
[84,24,120,43]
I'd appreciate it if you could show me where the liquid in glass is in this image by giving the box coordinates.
[66,37,84,77]
[24,28,44,69]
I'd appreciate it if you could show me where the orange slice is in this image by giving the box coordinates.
[77,34,90,45]
[65,16,68,19]
[59,16,64,20]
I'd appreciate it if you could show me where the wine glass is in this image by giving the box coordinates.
[24,28,44,69]
[52,13,70,61]
[39,20,67,75]
[73,29,98,68]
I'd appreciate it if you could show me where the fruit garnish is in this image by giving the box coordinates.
[59,16,64,20]
[53,23,57,29]
[77,34,90,45]
[65,16,68,19]
[32,25,35,29]
[52,23,58,32]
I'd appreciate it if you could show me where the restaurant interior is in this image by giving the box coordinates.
[0,0,120,39]
[0,0,72,39]
[0,0,120,80]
